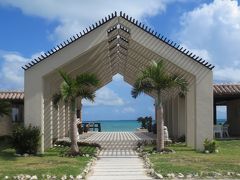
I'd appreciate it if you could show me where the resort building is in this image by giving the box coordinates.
[0,92,24,136]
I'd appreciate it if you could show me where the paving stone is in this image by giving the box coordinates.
[84,132,154,180]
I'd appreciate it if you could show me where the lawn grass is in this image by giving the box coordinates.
[0,138,96,178]
[143,140,240,177]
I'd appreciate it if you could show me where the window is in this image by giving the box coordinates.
[216,105,227,125]
[11,103,24,123]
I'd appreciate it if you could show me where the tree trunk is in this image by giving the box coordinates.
[76,98,82,123]
[69,99,80,155]
[156,94,165,151]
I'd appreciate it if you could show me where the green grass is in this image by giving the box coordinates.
[144,140,240,177]
[0,138,96,178]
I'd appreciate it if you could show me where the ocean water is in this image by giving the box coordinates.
[83,119,226,132]
[217,119,227,125]
[83,120,141,132]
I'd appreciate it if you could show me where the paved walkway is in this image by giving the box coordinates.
[84,132,154,180]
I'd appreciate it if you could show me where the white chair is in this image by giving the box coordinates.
[223,124,230,137]
[213,125,223,138]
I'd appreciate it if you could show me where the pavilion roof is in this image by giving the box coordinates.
[0,91,24,100]
[22,12,214,71]
[213,84,240,97]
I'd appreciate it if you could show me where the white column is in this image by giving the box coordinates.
[43,98,53,150]
[195,71,213,150]
[178,96,186,137]
[172,96,179,138]
[65,104,69,137]
[59,103,64,138]
[24,74,44,153]
[186,84,196,148]
[50,100,53,148]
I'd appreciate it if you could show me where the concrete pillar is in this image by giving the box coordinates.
[172,96,179,139]
[49,100,53,148]
[186,84,196,148]
[59,103,65,138]
[167,99,173,137]
[195,71,213,150]
[57,106,60,139]
[65,104,69,137]
[178,96,186,137]
[43,98,53,150]
[24,73,44,153]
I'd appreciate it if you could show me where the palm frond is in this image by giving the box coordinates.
[59,70,73,86]
[131,77,155,98]
[60,81,73,100]
[76,73,99,87]
[77,88,96,102]
[54,71,99,106]
[170,74,189,96]
[132,59,188,98]
[0,100,11,117]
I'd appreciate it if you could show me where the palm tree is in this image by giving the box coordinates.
[0,100,11,117]
[131,60,188,151]
[53,71,99,155]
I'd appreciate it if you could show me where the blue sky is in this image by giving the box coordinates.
[0,0,239,120]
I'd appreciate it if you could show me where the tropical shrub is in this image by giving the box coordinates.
[0,100,11,117]
[176,135,186,143]
[137,117,148,129]
[55,140,101,148]
[12,125,40,155]
[203,138,218,153]
[137,116,153,132]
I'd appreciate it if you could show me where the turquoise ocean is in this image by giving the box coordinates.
[83,120,141,132]
[84,119,226,132]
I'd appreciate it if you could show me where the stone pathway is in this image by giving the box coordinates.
[85,132,154,180]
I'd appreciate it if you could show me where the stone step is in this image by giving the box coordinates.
[87,175,153,180]
[95,162,143,165]
[98,156,139,158]
[93,166,144,168]
[92,172,146,175]
[93,169,146,172]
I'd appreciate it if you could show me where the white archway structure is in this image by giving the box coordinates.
[23,12,214,153]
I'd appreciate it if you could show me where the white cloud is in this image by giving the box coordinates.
[0,0,170,41]
[112,74,123,82]
[214,67,240,83]
[122,107,135,113]
[83,87,124,106]
[0,51,43,90]
[217,106,226,113]
[177,0,240,82]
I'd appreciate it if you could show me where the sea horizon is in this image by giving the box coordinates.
[82,119,226,132]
